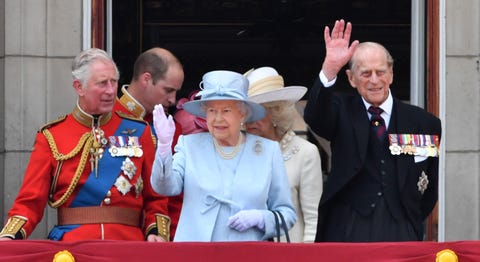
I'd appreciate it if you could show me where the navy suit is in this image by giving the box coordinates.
[304,78,442,242]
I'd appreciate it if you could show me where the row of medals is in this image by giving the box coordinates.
[388,134,439,157]
[90,127,143,196]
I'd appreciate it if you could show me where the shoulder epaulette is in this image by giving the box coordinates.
[115,111,148,125]
[38,115,68,132]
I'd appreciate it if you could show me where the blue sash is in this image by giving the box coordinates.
[48,118,146,240]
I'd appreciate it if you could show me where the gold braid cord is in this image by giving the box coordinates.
[43,129,93,208]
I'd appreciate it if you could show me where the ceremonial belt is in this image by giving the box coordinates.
[57,206,140,227]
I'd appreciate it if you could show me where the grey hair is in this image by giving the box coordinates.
[348,42,394,72]
[71,48,120,86]
[262,100,296,137]
[200,100,252,122]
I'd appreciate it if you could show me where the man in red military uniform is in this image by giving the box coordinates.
[113,47,184,240]
[0,48,169,241]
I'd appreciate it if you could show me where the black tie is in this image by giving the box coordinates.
[368,106,386,141]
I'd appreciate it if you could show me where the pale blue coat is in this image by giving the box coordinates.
[151,132,296,242]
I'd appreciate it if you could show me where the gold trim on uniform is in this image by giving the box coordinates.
[155,214,171,241]
[118,85,147,119]
[0,216,27,239]
[44,130,93,208]
[39,115,67,132]
[72,102,111,128]
[115,176,132,196]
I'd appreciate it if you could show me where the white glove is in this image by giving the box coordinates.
[228,210,265,232]
[153,104,176,158]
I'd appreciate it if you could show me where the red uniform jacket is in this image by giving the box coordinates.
[2,105,168,241]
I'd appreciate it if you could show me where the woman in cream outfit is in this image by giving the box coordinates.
[245,67,323,242]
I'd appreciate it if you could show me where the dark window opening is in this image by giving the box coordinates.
[112,0,411,109]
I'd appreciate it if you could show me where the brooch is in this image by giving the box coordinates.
[253,140,262,155]
[417,172,429,194]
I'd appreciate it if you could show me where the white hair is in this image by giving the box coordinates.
[71,48,120,87]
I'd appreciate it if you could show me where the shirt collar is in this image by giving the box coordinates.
[362,90,393,117]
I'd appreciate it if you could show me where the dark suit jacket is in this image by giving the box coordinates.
[304,78,442,241]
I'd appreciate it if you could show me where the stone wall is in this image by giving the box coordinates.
[1,0,82,238]
[444,0,480,240]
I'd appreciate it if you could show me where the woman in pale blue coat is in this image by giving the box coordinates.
[150,70,296,242]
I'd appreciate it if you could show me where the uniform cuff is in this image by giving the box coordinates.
[0,216,27,239]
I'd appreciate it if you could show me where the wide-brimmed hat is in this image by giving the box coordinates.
[182,70,266,123]
[244,67,307,104]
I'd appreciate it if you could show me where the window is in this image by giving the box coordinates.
[112,0,412,102]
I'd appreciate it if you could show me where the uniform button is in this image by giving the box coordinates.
[106,190,112,197]
[370,203,376,208]
[381,170,386,175]
[104,198,111,205]
[380,159,385,164]
[377,192,383,196]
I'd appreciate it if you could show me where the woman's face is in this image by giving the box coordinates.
[204,100,245,146]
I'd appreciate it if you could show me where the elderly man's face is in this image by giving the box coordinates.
[346,46,393,107]
[76,59,118,115]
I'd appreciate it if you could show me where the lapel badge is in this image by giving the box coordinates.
[115,175,132,196]
[121,157,137,179]
[417,171,429,195]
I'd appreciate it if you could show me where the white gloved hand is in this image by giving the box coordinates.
[228,210,265,232]
[153,104,176,158]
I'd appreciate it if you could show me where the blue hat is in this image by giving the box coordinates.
[183,70,266,123]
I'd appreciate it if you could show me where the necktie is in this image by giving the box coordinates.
[368,106,386,141]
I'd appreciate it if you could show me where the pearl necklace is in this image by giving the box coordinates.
[280,130,299,161]
[213,133,243,160]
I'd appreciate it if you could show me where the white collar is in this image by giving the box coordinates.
[362,90,393,117]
